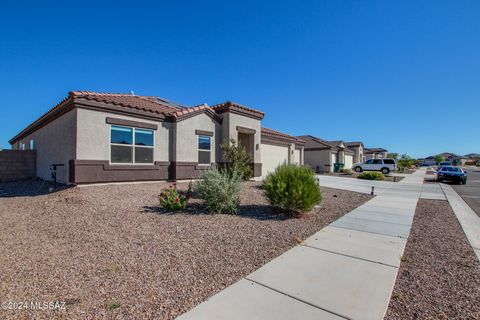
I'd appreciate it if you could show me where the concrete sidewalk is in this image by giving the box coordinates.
[440,183,480,260]
[177,169,427,320]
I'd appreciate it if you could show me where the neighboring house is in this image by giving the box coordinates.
[325,141,355,170]
[423,152,465,165]
[364,148,388,160]
[463,153,480,165]
[422,156,437,166]
[260,128,305,176]
[9,91,304,184]
[344,141,364,164]
[298,135,354,172]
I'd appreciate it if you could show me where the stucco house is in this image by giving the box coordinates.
[364,147,388,160]
[9,91,304,184]
[344,141,365,163]
[298,135,355,172]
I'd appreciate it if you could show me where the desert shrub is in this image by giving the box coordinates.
[342,168,354,175]
[159,182,192,211]
[220,139,253,181]
[358,172,384,180]
[263,164,322,215]
[397,154,415,170]
[195,168,242,214]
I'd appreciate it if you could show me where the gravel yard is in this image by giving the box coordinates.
[385,199,480,319]
[0,179,371,320]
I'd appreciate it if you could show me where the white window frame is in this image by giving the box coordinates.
[197,135,212,166]
[110,125,155,165]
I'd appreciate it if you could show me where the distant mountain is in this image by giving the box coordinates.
[464,153,480,158]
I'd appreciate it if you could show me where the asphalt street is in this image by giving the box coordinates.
[451,167,480,216]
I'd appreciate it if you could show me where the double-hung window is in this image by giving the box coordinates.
[110,125,154,164]
[198,135,211,165]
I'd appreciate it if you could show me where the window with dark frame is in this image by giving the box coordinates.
[198,135,211,165]
[110,125,154,164]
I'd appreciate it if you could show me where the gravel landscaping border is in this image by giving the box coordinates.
[0,180,372,319]
[323,172,404,182]
[385,199,480,319]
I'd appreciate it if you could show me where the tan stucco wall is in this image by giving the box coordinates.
[175,113,221,163]
[261,143,289,177]
[350,145,364,163]
[76,108,170,162]
[224,113,262,163]
[16,109,77,183]
[293,149,301,165]
[304,149,332,173]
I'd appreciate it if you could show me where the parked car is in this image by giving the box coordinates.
[438,161,452,168]
[436,166,467,184]
[353,158,397,174]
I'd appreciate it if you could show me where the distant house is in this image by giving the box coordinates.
[298,135,355,172]
[364,148,388,160]
[9,91,305,184]
[344,142,365,163]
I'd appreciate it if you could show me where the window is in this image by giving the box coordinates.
[198,135,211,165]
[366,159,374,164]
[383,159,395,164]
[373,159,382,164]
[110,125,154,164]
[29,139,36,150]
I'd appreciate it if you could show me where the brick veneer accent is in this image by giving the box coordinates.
[0,150,36,182]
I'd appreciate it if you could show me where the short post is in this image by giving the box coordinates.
[394,176,397,183]
[316,177,320,186]
[371,186,375,195]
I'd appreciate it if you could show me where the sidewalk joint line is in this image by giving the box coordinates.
[330,225,408,239]
[343,215,412,227]
[301,244,399,269]
[245,277,352,320]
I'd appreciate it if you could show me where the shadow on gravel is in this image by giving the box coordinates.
[0,178,70,198]
[142,204,291,221]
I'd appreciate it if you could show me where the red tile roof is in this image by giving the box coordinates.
[211,101,265,119]
[262,128,305,145]
[71,91,179,114]
[10,91,266,144]
[168,103,222,122]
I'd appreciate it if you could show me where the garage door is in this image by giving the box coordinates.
[262,144,289,177]
[344,155,353,170]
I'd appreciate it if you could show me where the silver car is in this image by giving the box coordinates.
[353,158,397,174]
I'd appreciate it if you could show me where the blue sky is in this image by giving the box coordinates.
[1,1,479,157]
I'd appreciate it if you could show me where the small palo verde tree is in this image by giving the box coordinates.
[434,154,445,164]
[397,154,415,171]
[220,139,253,181]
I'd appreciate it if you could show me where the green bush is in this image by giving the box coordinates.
[358,172,384,180]
[397,154,415,170]
[195,169,242,214]
[263,164,322,215]
[159,182,192,211]
[220,139,253,181]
